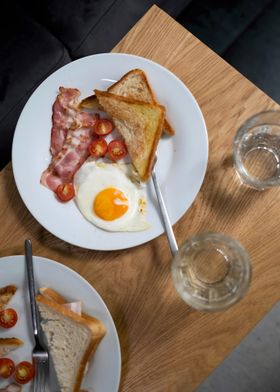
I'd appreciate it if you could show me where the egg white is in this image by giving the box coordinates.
[73,161,150,232]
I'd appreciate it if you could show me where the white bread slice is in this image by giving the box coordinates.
[94,90,165,181]
[0,285,17,309]
[36,294,106,392]
[0,338,23,357]
[108,69,175,136]
[39,287,82,315]
[39,287,66,304]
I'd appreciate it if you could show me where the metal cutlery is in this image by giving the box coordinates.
[25,239,49,392]
[151,161,179,257]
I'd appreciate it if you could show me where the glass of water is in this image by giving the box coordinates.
[233,111,280,190]
[171,232,251,312]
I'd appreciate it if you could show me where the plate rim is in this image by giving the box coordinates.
[12,52,208,251]
[0,254,122,391]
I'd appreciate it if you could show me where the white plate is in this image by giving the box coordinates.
[12,53,208,250]
[0,256,121,391]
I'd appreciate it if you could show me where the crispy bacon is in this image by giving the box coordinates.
[50,87,80,156]
[41,128,94,191]
[50,87,97,156]
[41,87,98,192]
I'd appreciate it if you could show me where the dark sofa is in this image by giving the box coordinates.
[0,0,190,170]
[2,0,280,171]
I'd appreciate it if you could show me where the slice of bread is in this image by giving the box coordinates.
[36,292,106,392]
[108,69,175,136]
[39,287,66,304]
[95,90,165,181]
[0,285,17,309]
[0,338,23,357]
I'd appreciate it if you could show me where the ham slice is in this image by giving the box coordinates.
[63,301,82,315]
[41,87,98,192]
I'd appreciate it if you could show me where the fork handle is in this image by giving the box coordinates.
[25,239,39,338]
[152,170,179,257]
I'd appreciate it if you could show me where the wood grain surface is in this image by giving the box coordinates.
[1,5,280,392]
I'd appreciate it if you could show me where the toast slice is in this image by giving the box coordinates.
[0,285,17,309]
[95,90,165,181]
[108,69,175,136]
[0,337,23,357]
[36,290,106,392]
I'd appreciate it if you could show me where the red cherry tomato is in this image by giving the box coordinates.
[0,358,15,378]
[14,361,35,384]
[55,183,75,202]
[0,308,18,328]
[88,138,108,158]
[108,140,127,161]
[93,119,113,136]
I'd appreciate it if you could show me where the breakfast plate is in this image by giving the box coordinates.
[12,53,208,250]
[0,255,121,391]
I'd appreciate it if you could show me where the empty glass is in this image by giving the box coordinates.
[233,111,280,190]
[171,232,251,312]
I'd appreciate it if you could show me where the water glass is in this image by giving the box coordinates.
[171,232,251,312]
[233,111,280,190]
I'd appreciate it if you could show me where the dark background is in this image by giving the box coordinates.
[1,0,279,170]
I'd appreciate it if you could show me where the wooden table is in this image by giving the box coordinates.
[1,5,280,392]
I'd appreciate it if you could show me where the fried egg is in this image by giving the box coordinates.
[74,161,150,232]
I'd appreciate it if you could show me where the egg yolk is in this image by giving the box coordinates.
[94,188,129,221]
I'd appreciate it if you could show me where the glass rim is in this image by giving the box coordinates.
[171,232,252,312]
[233,110,280,189]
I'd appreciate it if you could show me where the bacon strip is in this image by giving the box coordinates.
[50,87,80,156]
[41,127,94,191]
[41,87,98,191]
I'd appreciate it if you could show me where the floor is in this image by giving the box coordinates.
[177,1,280,391]
[197,302,280,392]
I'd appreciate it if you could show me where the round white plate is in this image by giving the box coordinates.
[12,53,208,250]
[0,256,121,392]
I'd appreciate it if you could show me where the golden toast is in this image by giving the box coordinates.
[94,90,165,181]
[108,68,175,136]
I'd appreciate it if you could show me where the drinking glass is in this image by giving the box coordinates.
[171,232,251,312]
[233,111,280,190]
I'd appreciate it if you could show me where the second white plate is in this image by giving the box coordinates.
[0,256,121,392]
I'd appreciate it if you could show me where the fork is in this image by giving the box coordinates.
[151,159,179,257]
[25,239,49,392]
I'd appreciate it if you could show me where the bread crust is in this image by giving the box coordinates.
[0,285,17,309]
[95,89,165,181]
[36,294,106,392]
[108,68,175,135]
[0,337,23,358]
[39,287,66,304]
[0,337,23,346]
[143,105,165,181]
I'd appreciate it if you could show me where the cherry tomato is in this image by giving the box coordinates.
[0,308,18,328]
[93,119,113,136]
[88,138,108,158]
[55,183,75,202]
[108,140,127,161]
[0,358,15,379]
[14,361,35,384]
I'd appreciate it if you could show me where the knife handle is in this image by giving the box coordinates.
[25,239,39,338]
